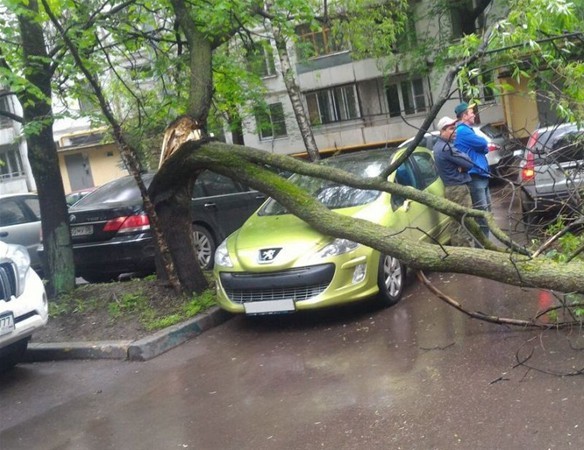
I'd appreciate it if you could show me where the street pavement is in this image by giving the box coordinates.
[2,272,584,449]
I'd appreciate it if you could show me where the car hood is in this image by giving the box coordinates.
[227,201,382,271]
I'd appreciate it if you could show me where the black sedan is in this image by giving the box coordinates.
[41,171,266,283]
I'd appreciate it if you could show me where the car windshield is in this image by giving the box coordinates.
[73,173,154,207]
[259,150,394,216]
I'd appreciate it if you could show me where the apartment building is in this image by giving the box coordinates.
[0,88,127,196]
[236,1,538,156]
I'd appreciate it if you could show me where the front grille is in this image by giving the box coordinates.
[0,263,17,301]
[220,264,335,305]
[225,283,330,304]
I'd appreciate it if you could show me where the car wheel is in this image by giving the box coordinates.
[377,254,406,306]
[193,225,215,270]
[0,338,29,372]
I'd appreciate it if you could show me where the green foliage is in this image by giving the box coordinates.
[144,289,216,331]
[543,217,584,263]
[108,292,149,318]
[542,218,584,320]
[49,294,96,316]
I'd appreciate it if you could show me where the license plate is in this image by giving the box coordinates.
[71,225,93,236]
[0,312,15,337]
[244,299,295,315]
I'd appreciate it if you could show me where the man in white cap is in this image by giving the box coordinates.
[433,116,474,246]
[453,102,491,237]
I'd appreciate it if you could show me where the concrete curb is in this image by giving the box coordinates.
[24,306,232,362]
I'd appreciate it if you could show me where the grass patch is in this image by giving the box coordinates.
[49,278,218,333]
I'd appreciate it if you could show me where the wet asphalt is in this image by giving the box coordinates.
[2,180,583,449]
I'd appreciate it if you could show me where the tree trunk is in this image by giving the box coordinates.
[268,20,321,162]
[18,0,75,297]
[152,117,209,293]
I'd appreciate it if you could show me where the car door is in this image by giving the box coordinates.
[535,131,584,197]
[410,151,450,242]
[389,152,449,244]
[0,195,42,269]
[191,171,266,243]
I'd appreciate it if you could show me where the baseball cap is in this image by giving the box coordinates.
[437,116,457,130]
[454,102,475,117]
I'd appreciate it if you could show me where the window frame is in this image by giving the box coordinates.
[295,24,348,60]
[0,94,14,129]
[247,40,277,78]
[305,84,361,126]
[385,78,428,118]
[255,102,288,140]
[0,146,25,180]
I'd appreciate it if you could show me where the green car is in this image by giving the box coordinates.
[213,147,450,315]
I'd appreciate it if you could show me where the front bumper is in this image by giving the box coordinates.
[0,268,48,350]
[215,256,381,314]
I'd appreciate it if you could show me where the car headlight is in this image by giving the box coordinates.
[317,238,359,258]
[6,244,31,297]
[215,240,233,268]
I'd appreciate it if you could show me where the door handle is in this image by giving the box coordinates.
[204,202,217,209]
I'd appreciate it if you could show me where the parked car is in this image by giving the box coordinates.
[0,193,42,273]
[66,187,97,207]
[40,171,267,283]
[517,122,584,222]
[398,123,517,173]
[213,147,451,315]
[0,241,48,371]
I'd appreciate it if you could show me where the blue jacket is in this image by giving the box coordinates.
[432,137,473,186]
[454,123,490,177]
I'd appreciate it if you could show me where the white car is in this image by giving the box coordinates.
[0,241,48,371]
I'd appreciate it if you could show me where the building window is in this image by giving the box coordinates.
[480,70,496,103]
[256,103,287,139]
[392,14,417,53]
[247,40,277,78]
[296,24,347,60]
[450,0,478,39]
[305,85,360,125]
[385,78,427,117]
[0,146,25,180]
[0,95,13,129]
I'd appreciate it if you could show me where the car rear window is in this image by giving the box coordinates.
[73,174,154,207]
[549,132,584,163]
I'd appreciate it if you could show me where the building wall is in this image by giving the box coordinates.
[235,0,560,157]
[58,143,127,193]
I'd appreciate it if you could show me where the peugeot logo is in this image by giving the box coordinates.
[258,248,282,264]
[69,214,76,223]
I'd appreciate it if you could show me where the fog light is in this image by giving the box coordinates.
[352,263,367,284]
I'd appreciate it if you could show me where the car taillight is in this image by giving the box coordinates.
[103,214,150,233]
[526,130,539,149]
[487,142,500,152]
[521,151,535,182]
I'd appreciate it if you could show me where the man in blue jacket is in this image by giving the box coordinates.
[433,116,474,246]
[453,102,491,237]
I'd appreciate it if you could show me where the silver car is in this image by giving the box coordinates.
[0,194,42,272]
[517,122,584,222]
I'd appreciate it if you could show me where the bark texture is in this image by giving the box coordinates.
[18,0,75,296]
